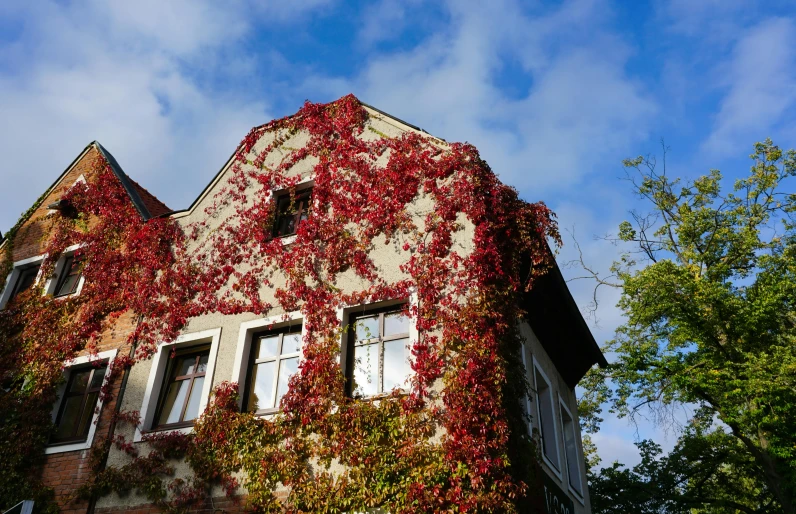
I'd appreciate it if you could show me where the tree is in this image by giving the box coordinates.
[579,139,796,513]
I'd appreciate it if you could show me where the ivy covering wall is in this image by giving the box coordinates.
[0,96,559,513]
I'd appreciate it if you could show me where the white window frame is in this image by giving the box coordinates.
[532,356,562,477]
[336,293,419,398]
[231,312,305,415]
[43,244,86,298]
[520,341,533,432]
[558,395,585,502]
[0,254,46,309]
[45,348,118,454]
[271,176,315,246]
[135,328,221,442]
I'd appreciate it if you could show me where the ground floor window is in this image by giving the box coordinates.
[51,363,106,444]
[345,305,412,397]
[244,324,302,413]
[154,346,210,429]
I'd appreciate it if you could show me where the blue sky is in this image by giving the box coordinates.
[2,0,796,469]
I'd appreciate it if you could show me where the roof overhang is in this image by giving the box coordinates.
[523,258,608,389]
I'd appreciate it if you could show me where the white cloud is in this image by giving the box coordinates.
[661,0,749,39]
[703,17,796,155]
[314,0,657,196]
[0,0,282,227]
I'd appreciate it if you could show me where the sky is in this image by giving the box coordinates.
[2,0,796,470]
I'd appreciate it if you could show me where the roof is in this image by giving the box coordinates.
[93,142,171,220]
[0,142,170,247]
[523,258,608,388]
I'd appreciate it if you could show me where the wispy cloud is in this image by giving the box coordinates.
[314,0,657,195]
[703,17,796,155]
[0,0,332,227]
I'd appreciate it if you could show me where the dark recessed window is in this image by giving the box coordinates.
[9,265,40,301]
[344,306,411,397]
[535,366,560,470]
[54,255,83,297]
[560,402,583,495]
[51,363,106,445]
[272,188,312,237]
[153,346,210,429]
[244,325,302,413]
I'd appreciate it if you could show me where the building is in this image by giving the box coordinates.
[0,95,606,514]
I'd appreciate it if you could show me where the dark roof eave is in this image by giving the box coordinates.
[93,142,154,221]
[523,258,607,389]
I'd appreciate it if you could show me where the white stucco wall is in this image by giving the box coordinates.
[98,110,591,512]
[519,321,592,514]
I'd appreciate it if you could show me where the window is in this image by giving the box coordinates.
[345,306,412,397]
[272,188,312,237]
[244,325,302,413]
[534,362,560,470]
[8,264,41,302]
[153,346,210,429]
[136,328,220,441]
[46,348,116,455]
[520,342,533,430]
[559,400,583,496]
[53,254,83,297]
[51,363,106,444]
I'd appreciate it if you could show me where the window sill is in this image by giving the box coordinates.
[44,437,93,455]
[252,407,280,418]
[277,234,297,246]
[138,424,196,441]
[350,388,410,402]
[541,453,563,480]
[568,483,585,506]
[52,291,80,301]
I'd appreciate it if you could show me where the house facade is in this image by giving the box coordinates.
[0,96,605,514]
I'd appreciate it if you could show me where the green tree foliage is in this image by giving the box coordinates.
[581,139,796,513]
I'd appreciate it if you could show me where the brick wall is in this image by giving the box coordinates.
[2,146,143,513]
[93,493,286,513]
[8,145,101,263]
[38,333,137,512]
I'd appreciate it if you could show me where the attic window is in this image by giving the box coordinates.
[272,188,313,238]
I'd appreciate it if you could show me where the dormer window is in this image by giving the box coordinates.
[272,188,313,238]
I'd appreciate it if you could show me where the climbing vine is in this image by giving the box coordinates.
[0,95,558,513]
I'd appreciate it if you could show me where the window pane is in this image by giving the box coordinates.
[76,392,99,438]
[383,338,410,391]
[248,361,276,411]
[196,353,209,374]
[279,215,296,236]
[176,355,197,377]
[13,266,40,298]
[256,335,279,359]
[354,315,379,342]
[562,409,582,493]
[535,370,559,468]
[55,257,82,296]
[183,377,205,422]
[69,369,91,394]
[353,342,379,396]
[89,367,106,389]
[275,357,299,407]
[158,379,190,425]
[54,395,84,440]
[384,312,409,336]
[282,333,301,354]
